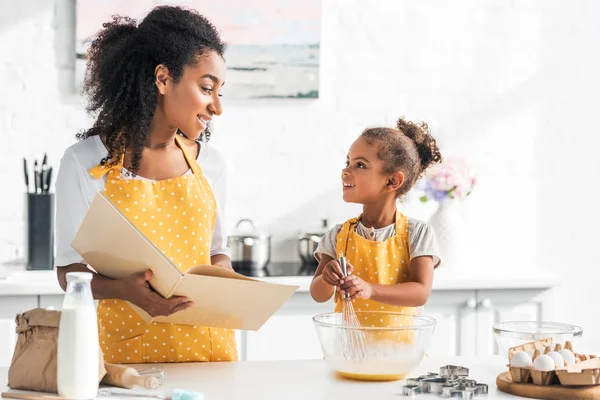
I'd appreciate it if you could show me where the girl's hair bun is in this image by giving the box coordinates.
[396,117,442,172]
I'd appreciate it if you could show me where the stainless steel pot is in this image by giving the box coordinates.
[297,219,329,266]
[229,219,271,271]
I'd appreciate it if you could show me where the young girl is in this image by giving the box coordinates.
[310,117,442,329]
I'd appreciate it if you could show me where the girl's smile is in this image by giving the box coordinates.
[342,182,355,191]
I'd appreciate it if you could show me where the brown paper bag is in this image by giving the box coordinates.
[7,308,106,393]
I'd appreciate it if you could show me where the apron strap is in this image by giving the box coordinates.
[88,154,124,180]
[174,135,203,176]
[338,216,359,258]
[395,210,409,236]
[88,132,126,180]
[89,135,202,179]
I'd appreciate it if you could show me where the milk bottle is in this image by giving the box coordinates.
[57,272,99,399]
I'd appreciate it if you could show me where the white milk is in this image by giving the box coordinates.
[57,272,99,400]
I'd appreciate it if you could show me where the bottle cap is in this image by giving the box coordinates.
[65,271,93,282]
[171,389,204,400]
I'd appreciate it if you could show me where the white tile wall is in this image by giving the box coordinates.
[1,0,599,351]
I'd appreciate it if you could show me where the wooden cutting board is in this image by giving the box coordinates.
[497,371,600,399]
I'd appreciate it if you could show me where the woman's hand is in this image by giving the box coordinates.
[339,274,373,300]
[121,270,193,317]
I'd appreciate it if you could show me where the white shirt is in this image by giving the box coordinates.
[55,135,231,267]
[314,218,441,268]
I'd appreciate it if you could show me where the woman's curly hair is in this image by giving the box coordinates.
[362,117,443,198]
[77,6,226,173]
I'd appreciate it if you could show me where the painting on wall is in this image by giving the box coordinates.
[76,0,321,99]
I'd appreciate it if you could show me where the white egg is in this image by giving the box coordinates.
[527,349,535,357]
[558,349,576,365]
[547,351,565,367]
[533,354,556,371]
[511,351,533,368]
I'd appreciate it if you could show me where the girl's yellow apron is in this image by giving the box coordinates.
[335,211,415,342]
[88,135,237,363]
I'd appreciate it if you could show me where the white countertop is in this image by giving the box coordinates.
[0,356,536,399]
[0,265,561,296]
[265,268,562,292]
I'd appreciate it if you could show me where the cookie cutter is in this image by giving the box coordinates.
[440,365,469,380]
[420,377,452,394]
[475,383,488,395]
[441,384,476,398]
[456,378,478,388]
[447,390,474,399]
[406,372,440,387]
[441,384,460,397]
[400,385,422,397]
[402,365,486,398]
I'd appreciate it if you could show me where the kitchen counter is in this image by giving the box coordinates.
[0,356,539,399]
[0,263,561,296]
[0,262,560,364]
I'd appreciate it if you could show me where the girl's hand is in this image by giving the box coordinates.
[321,259,345,286]
[121,270,193,317]
[339,275,373,300]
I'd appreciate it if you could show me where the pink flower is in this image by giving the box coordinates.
[419,156,476,202]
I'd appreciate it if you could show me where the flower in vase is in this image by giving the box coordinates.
[417,156,476,202]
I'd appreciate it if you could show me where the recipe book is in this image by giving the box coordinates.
[71,192,298,330]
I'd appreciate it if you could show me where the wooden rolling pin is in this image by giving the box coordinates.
[1,365,160,399]
[1,393,63,400]
[102,363,162,389]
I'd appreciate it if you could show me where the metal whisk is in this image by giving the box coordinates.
[338,256,368,361]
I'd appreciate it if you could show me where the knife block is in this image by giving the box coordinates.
[26,193,54,270]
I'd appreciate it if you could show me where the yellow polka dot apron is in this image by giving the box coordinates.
[88,135,237,363]
[335,211,415,343]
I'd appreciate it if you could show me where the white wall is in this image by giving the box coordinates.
[1,0,599,351]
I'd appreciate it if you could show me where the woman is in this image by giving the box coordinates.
[55,6,236,363]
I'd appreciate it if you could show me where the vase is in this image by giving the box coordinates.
[428,198,465,270]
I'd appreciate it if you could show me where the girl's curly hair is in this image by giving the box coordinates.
[77,6,226,173]
[362,117,443,198]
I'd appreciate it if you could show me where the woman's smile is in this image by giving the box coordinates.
[197,115,211,131]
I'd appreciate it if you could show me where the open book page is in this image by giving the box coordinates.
[127,265,299,330]
[71,192,182,297]
[150,269,299,330]
[185,264,255,281]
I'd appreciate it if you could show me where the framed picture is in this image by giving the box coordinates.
[76,0,321,99]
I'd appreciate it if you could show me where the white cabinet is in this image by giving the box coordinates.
[424,290,478,357]
[0,286,554,364]
[39,295,64,310]
[245,315,323,361]
[408,288,548,358]
[239,288,550,361]
[240,292,332,361]
[0,296,38,366]
[475,289,545,356]
[0,319,17,366]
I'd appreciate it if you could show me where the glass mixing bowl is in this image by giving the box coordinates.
[313,311,436,381]
[492,321,583,356]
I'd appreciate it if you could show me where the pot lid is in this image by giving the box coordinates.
[229,218,270,239]
[299,218,330,238]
